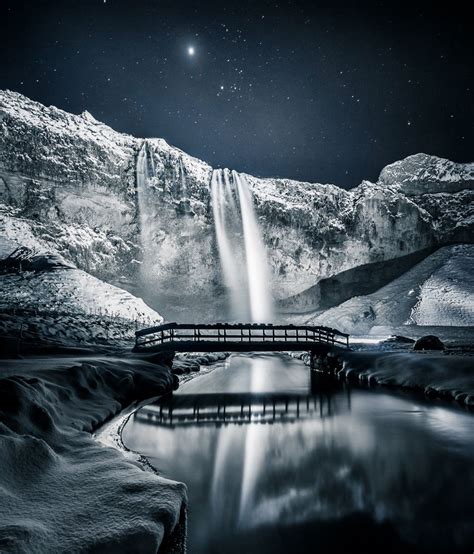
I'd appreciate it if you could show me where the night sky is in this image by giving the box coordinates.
[1,1,472,188]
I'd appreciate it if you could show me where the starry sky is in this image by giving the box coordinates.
[1,1,472,188]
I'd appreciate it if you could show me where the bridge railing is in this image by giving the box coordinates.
[135,322,349,350]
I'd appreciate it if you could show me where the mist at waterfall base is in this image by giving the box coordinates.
[136,146,274,323]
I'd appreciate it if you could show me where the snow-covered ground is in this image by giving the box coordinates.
[410,246,474,325]
[0,270,163,350]
[0,267,162,325]
[303,245,474,334]
[0,356,185,553]
[0,241,163,348]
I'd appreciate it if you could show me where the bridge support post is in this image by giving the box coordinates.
[309,349,343,392]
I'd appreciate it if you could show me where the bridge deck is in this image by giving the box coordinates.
[134,322,350,353]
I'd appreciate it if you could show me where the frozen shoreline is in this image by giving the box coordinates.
[295,345,474,408]
[96,356,226,469]
[339,350,474,407]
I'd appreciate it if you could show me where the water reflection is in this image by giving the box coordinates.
[135,391,347,426]
[123,354,474,554]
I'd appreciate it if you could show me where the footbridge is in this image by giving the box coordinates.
[134,322,350,354]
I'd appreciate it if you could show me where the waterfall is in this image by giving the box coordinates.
[234,171,274,322]
[211,170,247,320]
[211,168,273,322]
[178,157,187,198]
[136,142,148,238]
[136,141,155,276]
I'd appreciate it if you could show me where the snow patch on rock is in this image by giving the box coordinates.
[0,268,162,323]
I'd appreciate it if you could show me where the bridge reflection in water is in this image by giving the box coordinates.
[135,390,352,428]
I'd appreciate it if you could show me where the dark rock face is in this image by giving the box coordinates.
[413,335,445,351]
[279,246,437,313]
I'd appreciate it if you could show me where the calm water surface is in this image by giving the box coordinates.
[123,354,474,554]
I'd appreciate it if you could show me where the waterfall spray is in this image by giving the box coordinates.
[136,142,148,243]
[136,141,156,281]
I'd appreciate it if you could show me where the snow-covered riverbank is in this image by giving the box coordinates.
[0,354,186,553]
[293,338,474,408]
[339,350,474,406]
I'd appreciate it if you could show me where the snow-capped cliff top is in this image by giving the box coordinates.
[0,89,135,153]
[378,153,474,195]
[246,172,347,209]
[0,89,212,185]
[3,89,472,199]
[1,89,472,309]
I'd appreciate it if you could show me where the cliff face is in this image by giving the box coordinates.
[1,90,472,318]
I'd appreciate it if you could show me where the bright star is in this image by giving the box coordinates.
[187,46,195,56]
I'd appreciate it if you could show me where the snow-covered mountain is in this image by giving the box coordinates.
[0,90,473,324]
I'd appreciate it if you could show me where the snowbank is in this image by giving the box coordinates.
[410,245,474,326]
[339,351,474,407]
[0,356,186,553]
[0,268,162,323]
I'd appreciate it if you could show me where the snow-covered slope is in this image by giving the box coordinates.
[1,90,473,318]
[305,245,474,334]
[0,266,162,323]
[379,153,474,195]
[410,246,474,326]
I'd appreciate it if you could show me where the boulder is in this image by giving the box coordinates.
[413,335,445,351]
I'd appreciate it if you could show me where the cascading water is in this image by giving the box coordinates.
[214,167,272,528]
[211,170,248,320]
[136,141,155,279]
[136,142,148,244]
[233,171,273,322]
[178,157,187,198]
[211,168,273,322]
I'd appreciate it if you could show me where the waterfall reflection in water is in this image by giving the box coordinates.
[123,354,474,554]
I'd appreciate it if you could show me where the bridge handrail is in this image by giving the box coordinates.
[135,322,349,349]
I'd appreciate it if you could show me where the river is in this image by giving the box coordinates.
[122,353,474,553]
